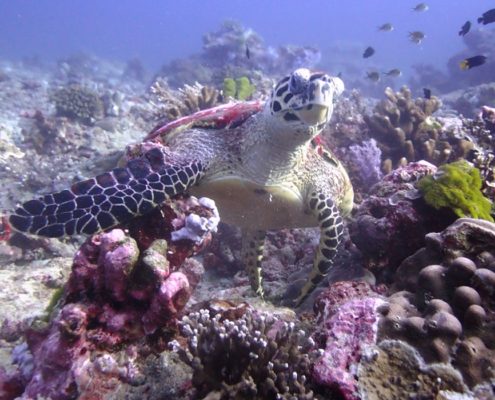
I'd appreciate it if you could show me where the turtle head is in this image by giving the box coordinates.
[266,68,344,142]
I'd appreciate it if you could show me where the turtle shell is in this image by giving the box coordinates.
[145,100,264,143]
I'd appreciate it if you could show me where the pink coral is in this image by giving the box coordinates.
[313,282,384,400]
[7,216,209,399]
[142,272,190,334]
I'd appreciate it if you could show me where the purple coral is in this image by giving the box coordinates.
[4,196,214,399]
[312,282,384,400]
[346,139,383,188]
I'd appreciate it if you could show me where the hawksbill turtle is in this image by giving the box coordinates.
[4,68,353,305]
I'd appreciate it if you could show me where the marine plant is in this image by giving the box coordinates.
[223,76,255,100]
[417,160,494,221]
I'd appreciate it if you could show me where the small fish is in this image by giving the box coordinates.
[409,31,426,44]
[412,3,428,12]
[423,88,431,99]
[378,23,394,32]
[366,71,380,82]
[363,46,375,58]
[383,69,402,78]
[478,9,495,25]
[245,45,250,59]
[460,55,487,70]
[458,21,471,36]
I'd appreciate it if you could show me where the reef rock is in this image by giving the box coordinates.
[380,218,495,388]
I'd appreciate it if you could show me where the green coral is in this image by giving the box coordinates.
[235,77,255,100]
[417,160,494,221]
[223,76,255,100]
[223,78,237,99]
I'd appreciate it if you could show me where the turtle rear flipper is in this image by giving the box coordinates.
[9,154,204,238]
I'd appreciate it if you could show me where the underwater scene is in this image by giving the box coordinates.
[1,1,495,399]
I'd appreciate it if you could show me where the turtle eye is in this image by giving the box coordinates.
[289,74,307,95]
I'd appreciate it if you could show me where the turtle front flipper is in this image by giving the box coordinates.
[241,229,266,298]
[290,192,344,306]
[8,149,204,238]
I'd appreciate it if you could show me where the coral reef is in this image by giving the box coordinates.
[445,29,495,89]
[172,301,322,399]
[441,83,495,119]
[0,193,217,399]
[417,160,493,221]
[349,161,453,281]
[342,139,383,191]
[223,76,255,100]
[156,21,321,88]
[149,77,222,122]
[312,281,384,400]
[357,340,470,399]
[382,218,495,387]
[364,86,473,173]
[51,85,104,125]
[409,29,495,96]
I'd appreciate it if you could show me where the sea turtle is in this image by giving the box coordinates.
[4,68,353,305]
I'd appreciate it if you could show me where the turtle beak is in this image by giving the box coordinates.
[295,104,330,126]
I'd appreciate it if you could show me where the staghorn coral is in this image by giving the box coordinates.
[382,218,495,388]
[172,302,322,399]
[417,160,494,222]
[364,86,457,172]
[51,85,104,125]
[149,77,222,121]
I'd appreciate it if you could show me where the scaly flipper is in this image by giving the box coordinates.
[8,147,204,238]
[292,192,344,306]
[241,229,266,298]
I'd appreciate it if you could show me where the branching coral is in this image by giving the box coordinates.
[149,78,221,121]
[417,160,494,222]
[51,85,104,125]
[364,86,463,172]
[172,302,321,399]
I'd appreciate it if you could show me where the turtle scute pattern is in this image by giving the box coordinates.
[6,69,352,307]
[9,147,204,237]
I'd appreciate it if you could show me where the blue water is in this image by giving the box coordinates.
[0,0,491,76]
